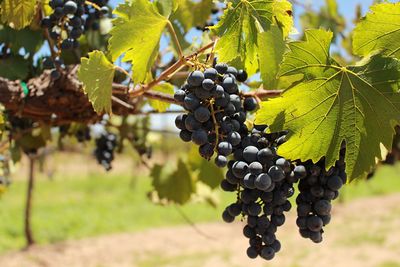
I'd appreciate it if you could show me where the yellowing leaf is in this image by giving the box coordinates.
[0,0,37,29]
[255,29,400,181]
[108,0,168,83]
[78,51,115,114]
[149,83,174,112]
[353,2,400,59]
[273,0,293,37]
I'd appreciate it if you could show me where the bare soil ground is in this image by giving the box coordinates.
[1,194,400,267]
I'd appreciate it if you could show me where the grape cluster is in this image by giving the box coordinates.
[41,0,109,78]
[75,126,91,142]
[94,132,117,171]
[174,64,348,261]
[295,149,346,243]
[174,63,257,166]
[220,127,308,260]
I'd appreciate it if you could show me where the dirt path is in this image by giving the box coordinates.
[1,194,400,267]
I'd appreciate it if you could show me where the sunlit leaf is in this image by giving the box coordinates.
[108,0,168,83]
[255,29,400,181]
[0,0,37,29]
[353,2,400,59]
[211,0,292,76]
[78,51,115,114]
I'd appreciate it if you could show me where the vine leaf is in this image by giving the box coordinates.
[0,27,43,54]
[78,51,115,114]
[108,0,168,83]
[188,147,224,189]
[149,83,174,112]
[210,0,292,77]
[155,0,178,18]
[151,159,196,204]
[255,29,400,181]
[171,0,213,32]
[258,26,286,89]
[0,0,37,29]
[353,2,400,59]
[0,56,29,80]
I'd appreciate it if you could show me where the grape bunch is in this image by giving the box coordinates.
[94,132,117,171]
[174,63,257,166]
[75,126,91,143]
[220,126,308,260]
[295,149,346,243]
[41,0,109,78]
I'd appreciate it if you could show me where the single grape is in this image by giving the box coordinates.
[243,146,259,162]
[244,97,257,111]
[193,106,211,123]
[215,155,228,167]
[174,89,186,102]
[191,129,208,145]
[179,130,191,142]
[187,70,204,87]
[63,1,78,14]
[255,173,272,191]
[306,215,323,232]
[327,175,343,191]
[237,69,248,82]
[218,141,233,156]
[215,63,228,74]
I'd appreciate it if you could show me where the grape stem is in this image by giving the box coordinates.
[111,96,134,110]
[166,21,184,59]
[209,100,219,151]
[85,1,101,11]
[129,41,215,98]
[242,89,283,99]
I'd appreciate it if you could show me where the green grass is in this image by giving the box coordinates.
[378,261,400,267]
[0,167,234,253]
[0,158,399,254]
[339,163,400,201]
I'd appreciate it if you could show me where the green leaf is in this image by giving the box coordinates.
[148,83,174,112]
[187,147,224,189]
[108,0,168,83]
[0,0,36,29]
[255,29,400,181]
[0,56,29,80]
[273,0,293,37]
[151,159,196,204]
[171,0,213,32]
[258,26,286,89]
[0,26,43,54]
[78,51,115,114]
[155,0,178,18]
[211,0,292,75]
[353,2,400,59]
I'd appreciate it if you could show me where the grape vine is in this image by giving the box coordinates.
[0,0,399,259]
